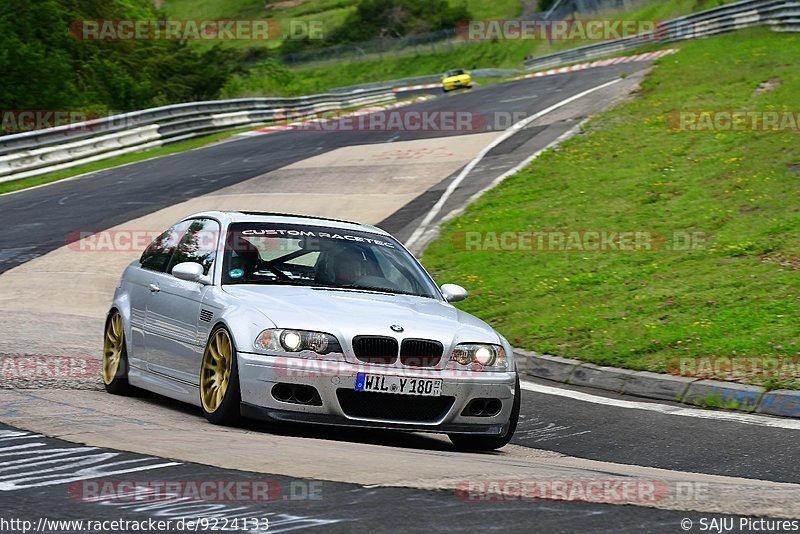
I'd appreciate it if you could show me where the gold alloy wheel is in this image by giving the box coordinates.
[201,329,233,413]
[102,312,124,385]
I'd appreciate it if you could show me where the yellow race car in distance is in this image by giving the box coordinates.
[441,69,473,92]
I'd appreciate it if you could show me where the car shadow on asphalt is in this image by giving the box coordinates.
[133,389,494,454]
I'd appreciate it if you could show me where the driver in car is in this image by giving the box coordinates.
[332,248,369,285]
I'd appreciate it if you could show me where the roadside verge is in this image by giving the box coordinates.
[517,350,800,419]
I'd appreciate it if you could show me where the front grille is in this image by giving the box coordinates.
[337,389,455,423]
[352,336,398,364]
[400,339,443,367]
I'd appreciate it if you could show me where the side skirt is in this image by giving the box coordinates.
[129,366,201,407]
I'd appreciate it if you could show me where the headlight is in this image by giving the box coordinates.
[255,329,342,355]
[450,343,507,370]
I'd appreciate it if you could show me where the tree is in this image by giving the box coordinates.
[0,0,248,116]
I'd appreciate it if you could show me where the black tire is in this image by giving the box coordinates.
[200,326,242,426]
[103,310,136,395]
[449,373,521,451]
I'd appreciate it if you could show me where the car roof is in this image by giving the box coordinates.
[183,210,391,236]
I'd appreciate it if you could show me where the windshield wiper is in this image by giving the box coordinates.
[338,284,418,296]
[236,279,324,287]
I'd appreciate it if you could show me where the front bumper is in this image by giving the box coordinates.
[237,352,516,436]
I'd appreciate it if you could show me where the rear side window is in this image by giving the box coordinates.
[168,218,220,276]
[140,221,190,272]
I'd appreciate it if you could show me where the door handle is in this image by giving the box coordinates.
[148,284,161,293]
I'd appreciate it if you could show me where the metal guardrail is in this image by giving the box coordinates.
[524,0,800,70]
[0,87,395,184]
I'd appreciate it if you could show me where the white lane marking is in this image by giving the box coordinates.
[0,452,122,476]
[438,121,586,225]
[516,415,592,443]
[0,443,47,455]
[0,432,180,490]
[0,448,98,467]
[520,380,800,431]
[0,432,341,531]
[499,94,538,103]
[0,453,121,480]
[0,458,181,490]
[0,430,33,441]
[404,77,623,249]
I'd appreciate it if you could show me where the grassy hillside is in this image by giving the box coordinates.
[161,0,523,50]
[221,0,745,97]
[619,0,740,20]
[161,0,359,50]
[421,29,800,388]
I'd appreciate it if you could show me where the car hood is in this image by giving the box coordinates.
[221,285,499,347]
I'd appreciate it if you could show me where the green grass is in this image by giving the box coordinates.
[160,0,521,50]
[463,0,522,20]
[618,0,741,21]
[420,29,800,388]
[161,0,357,50]
[0,127,254,195]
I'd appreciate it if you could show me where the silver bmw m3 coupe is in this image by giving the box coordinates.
[103,211,520,450]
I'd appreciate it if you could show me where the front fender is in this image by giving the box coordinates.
[110,282,133,357]
[213,303,277,357]
[497,333,517,373]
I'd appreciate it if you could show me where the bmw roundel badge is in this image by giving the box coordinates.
[390,324,404,333]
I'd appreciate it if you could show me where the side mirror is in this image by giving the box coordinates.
[172,262,208,283]
[441,283,468,303]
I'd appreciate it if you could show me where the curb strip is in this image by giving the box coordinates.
[392,49,679,93]
[510,49,678,81]
[514,349,800,419]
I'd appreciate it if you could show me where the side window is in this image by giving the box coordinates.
[140,221,189,272]
[168,218,220,276]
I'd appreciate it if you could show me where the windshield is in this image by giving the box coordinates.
[445,69,465,77]
[221,223,440,299]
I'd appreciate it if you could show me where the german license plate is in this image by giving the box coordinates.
[355,373,442,396]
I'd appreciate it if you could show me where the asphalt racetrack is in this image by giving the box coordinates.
[1,60,799,533]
